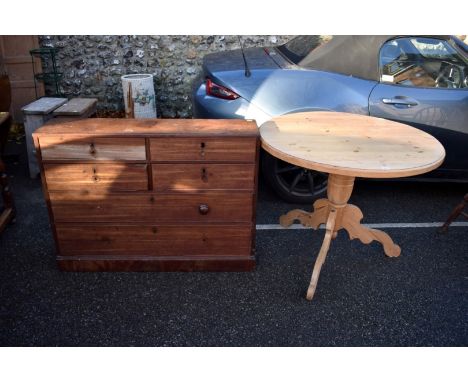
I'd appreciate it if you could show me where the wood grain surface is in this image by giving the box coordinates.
[260,111,445,178]
[39,136,146,161]
[49,191,254,223]
[35,118,259,271]
[55,225,252,257]
[44,163,148,192]
[52,98,98,116]
[21,97,67,115]
[34,118,259,137]
[150,137,257,162]
[152,163,255,191]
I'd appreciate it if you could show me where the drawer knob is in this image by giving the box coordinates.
[200,142,205,157]
[198,204,209,215]
[89,143,96,155]
[201,167,208,182]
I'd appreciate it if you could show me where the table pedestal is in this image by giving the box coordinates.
[280,174,401,300]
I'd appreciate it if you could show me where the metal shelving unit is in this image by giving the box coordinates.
[30,48,63,98]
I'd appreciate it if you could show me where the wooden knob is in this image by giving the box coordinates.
[201,168,208,182]
[200,142,205,157]
[198,204,209,215]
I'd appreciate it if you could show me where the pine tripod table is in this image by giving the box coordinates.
[260,112,445,301]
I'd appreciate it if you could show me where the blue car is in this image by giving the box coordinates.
[192,35,468,203]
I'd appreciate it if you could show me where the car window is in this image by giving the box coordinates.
[277,36,331,64]
[379,37,468,89]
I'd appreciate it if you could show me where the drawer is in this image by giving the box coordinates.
[39,136,146,161]
[49,192,253,223]
[56,224,252,257]
[44,163,149,192]
[152,163,255,191]
[150,137,256,162]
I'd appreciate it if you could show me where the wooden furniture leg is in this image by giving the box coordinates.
[306,208,337,300]
[0,159,16,233]
[280,198,329,229]
[438,193,468,233]
[280,174,401,300]
[339,204,401,257]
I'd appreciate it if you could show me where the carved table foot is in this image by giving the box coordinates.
[340,204,401,257]
[279,174,401,301]
[279,199,329,229]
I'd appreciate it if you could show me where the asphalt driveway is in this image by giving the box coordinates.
[1,141,467,346]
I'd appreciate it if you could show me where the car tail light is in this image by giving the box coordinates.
[206,78,240,100]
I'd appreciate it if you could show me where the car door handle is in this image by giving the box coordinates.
[382,97,418,107]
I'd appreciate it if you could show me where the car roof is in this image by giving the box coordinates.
[298,35,452,81]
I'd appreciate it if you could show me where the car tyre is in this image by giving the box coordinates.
[261,150,328,204]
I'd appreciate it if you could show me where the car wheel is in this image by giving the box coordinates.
[261,151,328,204]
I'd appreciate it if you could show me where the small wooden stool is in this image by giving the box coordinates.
[22,97,98,178]
[52,97,98,121]
[22,97,67,178]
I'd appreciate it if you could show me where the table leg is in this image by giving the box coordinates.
[306,208,337,300]
[339,204,401,257]
[279,173,401,300]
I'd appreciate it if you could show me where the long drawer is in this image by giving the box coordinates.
[152,163,255,191]
[150,137,256,162]
[49,192,254,223]
[55,224,252,257]
[39,136,146,161]
[44,163,149,192]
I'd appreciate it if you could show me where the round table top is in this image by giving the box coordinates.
[259,111,446,178]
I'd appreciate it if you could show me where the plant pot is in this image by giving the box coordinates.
[121,74,157,119]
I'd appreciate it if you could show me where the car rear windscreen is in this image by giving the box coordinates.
[277,35,329,64]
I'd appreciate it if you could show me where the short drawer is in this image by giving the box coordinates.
[150,137,256,162]
[56,224,253,257]
[39,136,146,161]
[44,163,149,192]
[152,163,255,191]
[49,192,253,223]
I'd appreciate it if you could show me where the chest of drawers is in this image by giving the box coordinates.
[33,118,259,271]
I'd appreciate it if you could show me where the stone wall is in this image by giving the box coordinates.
[39,35,295,118]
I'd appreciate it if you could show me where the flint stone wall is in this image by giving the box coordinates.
[39,35,297,118]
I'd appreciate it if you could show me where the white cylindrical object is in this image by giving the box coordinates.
[121,74,157,118]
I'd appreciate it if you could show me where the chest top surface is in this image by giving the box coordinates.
[259,111,445,178]
[34,118,259,138]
